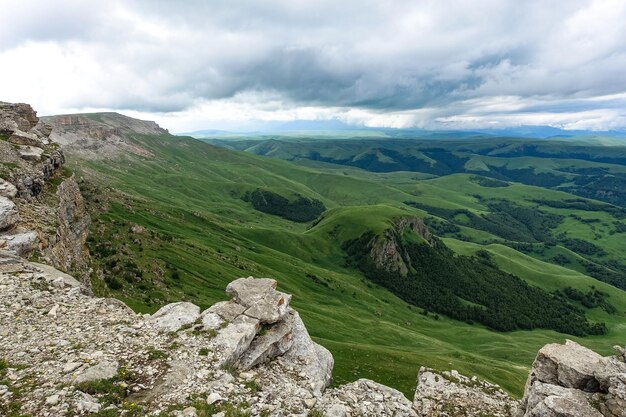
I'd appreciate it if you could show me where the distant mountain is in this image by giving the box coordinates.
[43,112,170,159]
[185,120,626,140]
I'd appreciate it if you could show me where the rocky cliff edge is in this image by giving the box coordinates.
[1,253,624,417]
[0,102,91,283]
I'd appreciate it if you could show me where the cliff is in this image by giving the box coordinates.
[0,101,91,283]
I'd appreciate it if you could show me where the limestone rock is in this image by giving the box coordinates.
[205,300,246,322]
[413,367,519,417]
[0,196,19,231]
[0,179,17,198]
[521,340,626,417]
[201,311,224,330]
[321,379,417,417]
[74,360,119,384]
[529,340,603,391]
[237,319,294,370]
[3,231,38,256]
[9,129,42,146]
[0,101,39,132]
[150,301,201,331]
[16,144,44,161]
[523,382,602,417]
[212,315,259,365]
[226,277,291,323]
[281,309,333,395]
[31,262,82,288]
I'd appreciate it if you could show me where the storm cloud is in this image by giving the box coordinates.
[1,0,626,131]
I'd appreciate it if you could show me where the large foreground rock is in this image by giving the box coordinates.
[281,309,334,395]
[521,340,626,417]
[529,340,603,391]
[226,277,291,323]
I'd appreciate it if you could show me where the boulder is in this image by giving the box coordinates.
[281,309,333,395]
[236,319,294,370]
[205,300,246,322]
[593,357,626,416]
[226,277,291,323]
[16,144,44,161]
[0,179,17,198]
[528,340,603,391]
[3,231,38,256]
[74,360,119,384]
[523,382,602,417]
[520,340,626,417]
[212,314,259,366]
[0,196,19,230]
[32,262,82,288]
[9,129,42,146]
[149,302,201,331]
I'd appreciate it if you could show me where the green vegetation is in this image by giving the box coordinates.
[243,189,326,222]
[69,130,626,398]
[343,232,606,335]
[75,367,137,407]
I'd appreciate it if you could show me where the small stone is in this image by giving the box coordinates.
[63,362,82,373]
[45,394,60,405]
[182,407,197,417]
[207,392,222,405]
[48,304,59,317]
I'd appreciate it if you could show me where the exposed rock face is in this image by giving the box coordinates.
[226,277,292,323]
[0,196,19,230]
[414,367,520,416]
[0,101,91,283]
[0,102,39,132]
[150,302,202,331]
[521,340,626,417]
[45,112,169,159]
[42,176,91,273]
[369,216,437,277]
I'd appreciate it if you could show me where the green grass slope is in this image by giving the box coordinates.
[66,133,626,398]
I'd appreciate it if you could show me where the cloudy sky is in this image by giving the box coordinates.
[1,0,626,132]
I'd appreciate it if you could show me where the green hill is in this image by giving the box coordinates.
[57,129,626,398]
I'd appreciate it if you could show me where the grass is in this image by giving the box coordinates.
[68,132,626,398]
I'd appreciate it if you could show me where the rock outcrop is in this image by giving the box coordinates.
[0,257,403,417]
[2,245,624,417]
[0,101,91,283]
[521,340,626,417]
[369,216,438,277]
[44,112,169,159]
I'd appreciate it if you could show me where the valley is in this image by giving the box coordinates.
[48,115,626,398]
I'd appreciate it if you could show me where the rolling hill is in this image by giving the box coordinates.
[47,115,626,397]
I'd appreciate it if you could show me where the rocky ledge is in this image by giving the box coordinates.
[0,101,91,281]
[1,251,624,417]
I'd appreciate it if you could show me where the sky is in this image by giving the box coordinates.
[1,0,626,133]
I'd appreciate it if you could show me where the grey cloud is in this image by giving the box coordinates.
[2,0,626,128]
